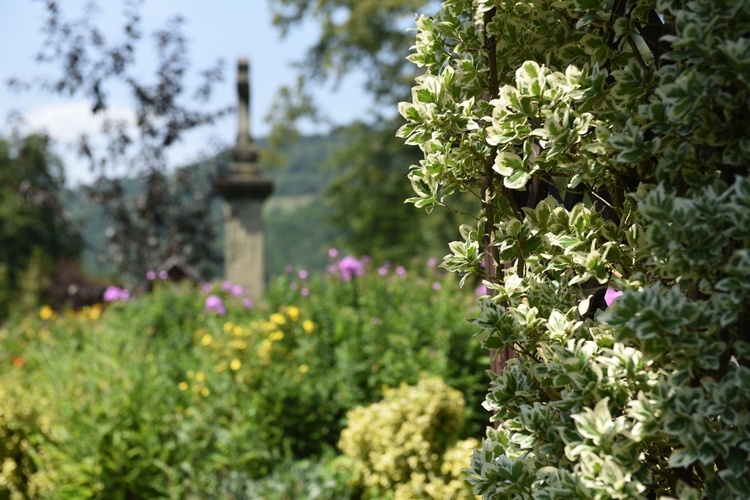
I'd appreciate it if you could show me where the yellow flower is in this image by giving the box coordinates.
[214,362,227,373]
[178,382,189,391]
[89,304,102,320]
[262,321,275,332]
[302,320,315,334]
[200,387,210,397]
[230,359,242,371]
[286,306,300,322]
[39,305,55,321]
[269,330,284,341]
[232,325,244,337]
[231,339,247,350]
[200,334,213,346]
[223,322,234,334]
[270,313,286,326]
[195,371,206,382]
[298,364,309,374]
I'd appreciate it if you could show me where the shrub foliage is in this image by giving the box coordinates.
[398,0,750,497]
[338,375,479,499]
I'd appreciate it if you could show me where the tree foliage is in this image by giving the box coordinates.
[11,1,230,281]
[399,0,750,497]
[324,120,476,262]
[0,134,81,318]
[268,0,480,262]
[270,0,436,103]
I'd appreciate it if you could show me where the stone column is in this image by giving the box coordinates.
[216,58,273,299]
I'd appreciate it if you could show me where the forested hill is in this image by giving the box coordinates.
[63,130,350,281]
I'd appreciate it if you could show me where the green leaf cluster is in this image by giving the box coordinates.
[399,0,750,497]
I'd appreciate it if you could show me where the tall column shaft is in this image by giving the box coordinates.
[223,198,265,299]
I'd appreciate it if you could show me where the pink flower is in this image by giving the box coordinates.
[205,295,226,316]
[427,257,438,268]
[103,286,121,302]
[103,286,131,302]
[605,287,623,307]
[300,288,310,297]
[475,283,488,297]
[377,266,388,276]
[328,248,339,258]
[242,297,254,309]
[146,270,156,281]
[338,255,365,281]
[230,284,246,297]
[158,270,168,280]
[432,282,442,291]
[298,269,309,280]
[396,266,406,277]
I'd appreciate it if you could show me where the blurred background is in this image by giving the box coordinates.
[0,0,472,313]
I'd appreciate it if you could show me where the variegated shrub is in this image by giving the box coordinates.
[398,0,750,498]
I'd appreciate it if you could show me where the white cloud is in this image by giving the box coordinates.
[24,100,136,142]
[21,99,232,186]
[18,100,137,186]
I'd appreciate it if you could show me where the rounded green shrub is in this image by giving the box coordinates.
[338,376,477,499]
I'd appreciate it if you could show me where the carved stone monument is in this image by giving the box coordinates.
[216,58,273,299]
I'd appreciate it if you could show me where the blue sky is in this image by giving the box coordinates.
[0,1,379,185]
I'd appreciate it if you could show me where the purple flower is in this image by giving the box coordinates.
[103,286,130,302]
[605,287,623,307]
[205,295,226,316]
[158,270,168,280]
[242,297,254,309]
[338,255,365,281]
[221,280,232,291]
[396,266,406,277]
[328,248,339,259]
[427,257,438,268]
[146,270,156,281]
[377,266,388,276]
[432,281,442,291]
[103,286,122,302]
[300,287,310,297]
[475,283,488,297]
[298,269,309,280]
[230,284,246,297]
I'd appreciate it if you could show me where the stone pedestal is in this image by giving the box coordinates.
[216,57,273,298]
[218,175,272,298]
